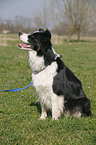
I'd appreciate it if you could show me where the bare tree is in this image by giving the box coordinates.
[14,16,33,32]
[91,0,96,27]
[33,0,52,30]
[14,16,24,32]
[53,0,93,42]
[33,11,43,29]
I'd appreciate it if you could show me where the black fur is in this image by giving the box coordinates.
[52,58,92,116]
[28,29,56,66]
[20,29,92,117]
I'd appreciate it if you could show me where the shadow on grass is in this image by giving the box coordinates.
[0,111,4,114]
[30,102,52,117]
[70,39,89,43]
[30,102,41,113]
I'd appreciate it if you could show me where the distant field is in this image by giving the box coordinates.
[0,33,96,45]
[0,34,96,144]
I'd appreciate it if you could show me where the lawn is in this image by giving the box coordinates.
[0,35,96,144]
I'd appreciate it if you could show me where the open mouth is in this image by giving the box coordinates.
[18,43,32,51]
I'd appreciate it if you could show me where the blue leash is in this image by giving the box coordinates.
[0,82,33,92]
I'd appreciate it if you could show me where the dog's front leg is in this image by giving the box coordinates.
[39,104,47,120]
[51,94,58,120]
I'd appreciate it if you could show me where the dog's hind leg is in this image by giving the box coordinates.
[39,104,47,120]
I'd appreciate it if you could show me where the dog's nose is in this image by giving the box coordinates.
[18,32,23,36]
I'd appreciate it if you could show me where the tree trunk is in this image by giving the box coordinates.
[77,29,80,42]
[67,32,73,42]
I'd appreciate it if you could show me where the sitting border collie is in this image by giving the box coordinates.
[18,29,92,120]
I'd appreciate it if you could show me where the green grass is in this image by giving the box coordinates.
[0,36,96,144]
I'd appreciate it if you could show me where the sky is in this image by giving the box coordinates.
[0,0,49,20]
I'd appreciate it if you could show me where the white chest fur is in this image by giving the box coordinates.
[29,51,46,73]
[32,62,58,109]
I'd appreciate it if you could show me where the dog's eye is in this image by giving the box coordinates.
[28,35,32,39]
[28,35,35,39]
[32,35,35,39]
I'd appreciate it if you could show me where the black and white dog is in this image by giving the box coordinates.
[18,29,92,120]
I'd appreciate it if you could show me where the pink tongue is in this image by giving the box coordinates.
[19,43,31,48]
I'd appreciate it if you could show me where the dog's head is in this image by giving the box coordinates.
[18,29,61,73]
[18,29,51,51]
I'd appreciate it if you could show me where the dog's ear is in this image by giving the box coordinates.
[39,28,44,31]
[44,29,51,39]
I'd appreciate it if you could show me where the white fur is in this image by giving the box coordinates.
[29,52,64,120]
[19,33,29,43]
[52,47,61,60]
[73,112,81,118]
[58,95,64,116]
[39,105,47,120]
[51,94,64,120]
[19,32,64,120]
[32,61,57,110]
[29,51,46,73]
[65,110,81,118]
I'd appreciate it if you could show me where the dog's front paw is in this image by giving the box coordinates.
[52,116,59,120]
[38,117,46,120]
[38,113,47,120]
